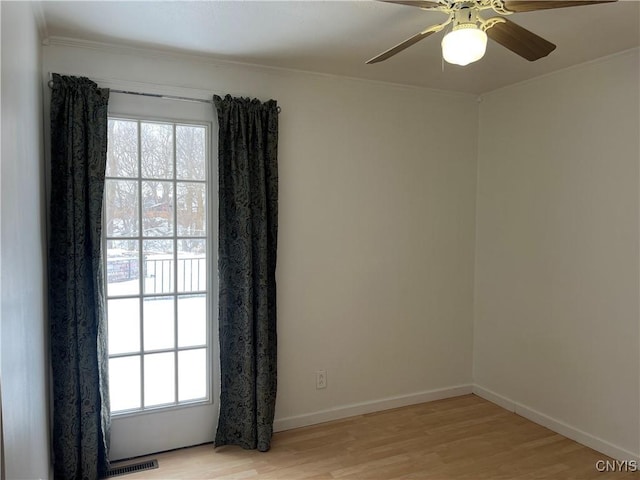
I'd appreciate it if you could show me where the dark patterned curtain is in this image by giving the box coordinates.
[213,95,279,452]
[49,74,110,479]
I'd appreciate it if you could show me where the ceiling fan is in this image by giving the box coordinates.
[367,0,617,66]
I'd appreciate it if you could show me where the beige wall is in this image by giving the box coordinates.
[1,2,50,478]
[43,40,478,435]
[474,50,640,459]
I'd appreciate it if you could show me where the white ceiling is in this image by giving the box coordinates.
[39,0,640,94]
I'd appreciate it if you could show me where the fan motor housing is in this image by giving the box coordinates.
[451,2,481,30]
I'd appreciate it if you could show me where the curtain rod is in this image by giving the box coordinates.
[46,78,282,113]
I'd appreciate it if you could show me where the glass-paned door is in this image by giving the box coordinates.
[104,92,217,460]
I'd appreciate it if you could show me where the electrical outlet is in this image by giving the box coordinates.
[316,370,327,389]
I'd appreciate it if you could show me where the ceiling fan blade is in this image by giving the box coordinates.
[380,1,443,9]
[366,25,442,64]
[486,18,556,61]
[503,0,617,13]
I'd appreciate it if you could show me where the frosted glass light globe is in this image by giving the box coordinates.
[441,27,487,66]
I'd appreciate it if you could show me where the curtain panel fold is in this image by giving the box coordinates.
[49,74,111,479]
[213,94,279,452]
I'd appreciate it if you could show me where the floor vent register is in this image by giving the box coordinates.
[104,459,159,478]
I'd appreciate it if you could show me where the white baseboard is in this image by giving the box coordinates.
[273,384,473,432]
[473,384,640,463]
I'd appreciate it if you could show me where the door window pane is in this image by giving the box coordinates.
[143,297,174,351]
[108,298,140,355]
[177,240,206,293]
[177,182,206,236]
[142,181,173,236]
[105,180,138,237]
[143,239,174,294]
[178,349,207,402]
[109,356,141,411]
[144,352,175,407]
[178,294,206,347]
[176,125,206,181]
[141,122,173,179]
[106,240,140,297]
[107,119,138,177]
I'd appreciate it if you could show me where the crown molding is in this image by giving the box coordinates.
[44,36,477,100]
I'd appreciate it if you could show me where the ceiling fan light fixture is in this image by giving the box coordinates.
[441,24,487,66]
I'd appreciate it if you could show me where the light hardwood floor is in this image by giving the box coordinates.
[119,394,638,479]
